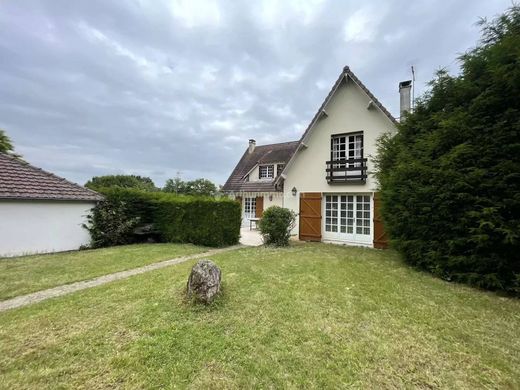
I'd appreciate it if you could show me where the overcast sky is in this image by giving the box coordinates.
[0,0,511,187]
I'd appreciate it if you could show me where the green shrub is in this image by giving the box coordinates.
[83,198,140,248]
[259,206,297,247]
[374,6,520,294]
[84,188,241,248]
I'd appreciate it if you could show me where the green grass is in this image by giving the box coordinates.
[0,243,207,300]
[0,243,519,388]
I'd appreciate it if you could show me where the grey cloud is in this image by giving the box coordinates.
[0,0,511,187]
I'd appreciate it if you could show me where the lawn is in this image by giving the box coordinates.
[0,243,519,388]
[0,243,207,300]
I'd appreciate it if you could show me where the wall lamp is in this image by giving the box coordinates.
[291,187,297,197]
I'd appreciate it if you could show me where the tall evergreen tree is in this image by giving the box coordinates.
[375,6,520,293]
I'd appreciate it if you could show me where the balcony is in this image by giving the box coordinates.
[326,158,367,184]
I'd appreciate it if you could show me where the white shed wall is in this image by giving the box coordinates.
[0,201,95,257]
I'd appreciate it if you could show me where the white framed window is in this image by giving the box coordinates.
[244,197,256,219]
[331,133,363,166]
[259,165,274,179]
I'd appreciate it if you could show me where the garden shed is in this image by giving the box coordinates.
[0,153,102,257]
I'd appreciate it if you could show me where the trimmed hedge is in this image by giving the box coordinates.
[84,188,241,248]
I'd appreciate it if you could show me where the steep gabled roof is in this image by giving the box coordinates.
[0,153,103,201]
[299,65,397,144]
[224,66,397,192]
[222,141,299,192]
[275,66,398,186]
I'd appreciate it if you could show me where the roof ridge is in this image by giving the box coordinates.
[254,140,299,148]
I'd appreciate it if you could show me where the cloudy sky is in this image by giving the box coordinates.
[0,0,510,187]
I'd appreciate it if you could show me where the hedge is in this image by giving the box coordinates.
[84,188,241,248]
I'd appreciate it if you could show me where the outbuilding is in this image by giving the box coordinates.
[0,153,102,257]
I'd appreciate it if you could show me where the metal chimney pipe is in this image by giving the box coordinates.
[399,80,412,121]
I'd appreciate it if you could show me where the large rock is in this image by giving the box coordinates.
[186,259,221,304]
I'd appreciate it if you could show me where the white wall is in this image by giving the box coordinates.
[0,201,96,257]
[283,76,397,236]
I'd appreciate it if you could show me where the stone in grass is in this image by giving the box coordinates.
[186,259,222,304]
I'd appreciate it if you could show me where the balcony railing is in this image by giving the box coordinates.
[326,158,367,183]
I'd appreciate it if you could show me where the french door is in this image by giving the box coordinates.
[323,194,371,244]
[242,197,256,227]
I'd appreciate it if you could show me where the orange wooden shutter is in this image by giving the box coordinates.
[299,192,322,241]
[373,193,389,249]
[255,196,264,217]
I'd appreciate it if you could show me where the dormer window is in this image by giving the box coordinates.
[259,164,274,179]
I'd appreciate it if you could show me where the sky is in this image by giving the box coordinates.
[0,0,511,187]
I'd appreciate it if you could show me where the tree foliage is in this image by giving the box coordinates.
[85,175,157,192]
[0,129,15,154]
[163,177,218,197]
[375,6,520,293]
[163,177,186,194]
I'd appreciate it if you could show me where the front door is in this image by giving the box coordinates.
[323,194,372,245]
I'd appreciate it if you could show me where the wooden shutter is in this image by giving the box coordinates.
[235,196,242,211]
[255,196,264,218]
[373,193,389,249]
[299,193,322,241]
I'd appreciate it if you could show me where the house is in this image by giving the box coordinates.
[223,66,412,248]
[0,153,103,256]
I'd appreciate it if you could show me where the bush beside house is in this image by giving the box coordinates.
[259,206,297,247]
[84,188,241,248]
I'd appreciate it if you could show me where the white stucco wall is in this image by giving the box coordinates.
[283,76,397,236]
[0,200,96,257]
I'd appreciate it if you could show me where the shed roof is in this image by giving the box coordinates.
[0,153,103,201]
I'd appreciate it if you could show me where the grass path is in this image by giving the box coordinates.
[1,243,519,388]
[0,245,243,312]
[0,243,208,300]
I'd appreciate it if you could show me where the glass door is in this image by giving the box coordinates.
[324,194,371,243]
[243,197,256,227]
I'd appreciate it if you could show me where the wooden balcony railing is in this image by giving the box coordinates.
[325,158,367,183]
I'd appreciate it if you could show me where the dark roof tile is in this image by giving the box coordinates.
[0,153,103,201]
[222,141,298,192]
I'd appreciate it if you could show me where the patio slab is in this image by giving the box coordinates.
[240,227,263,246]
